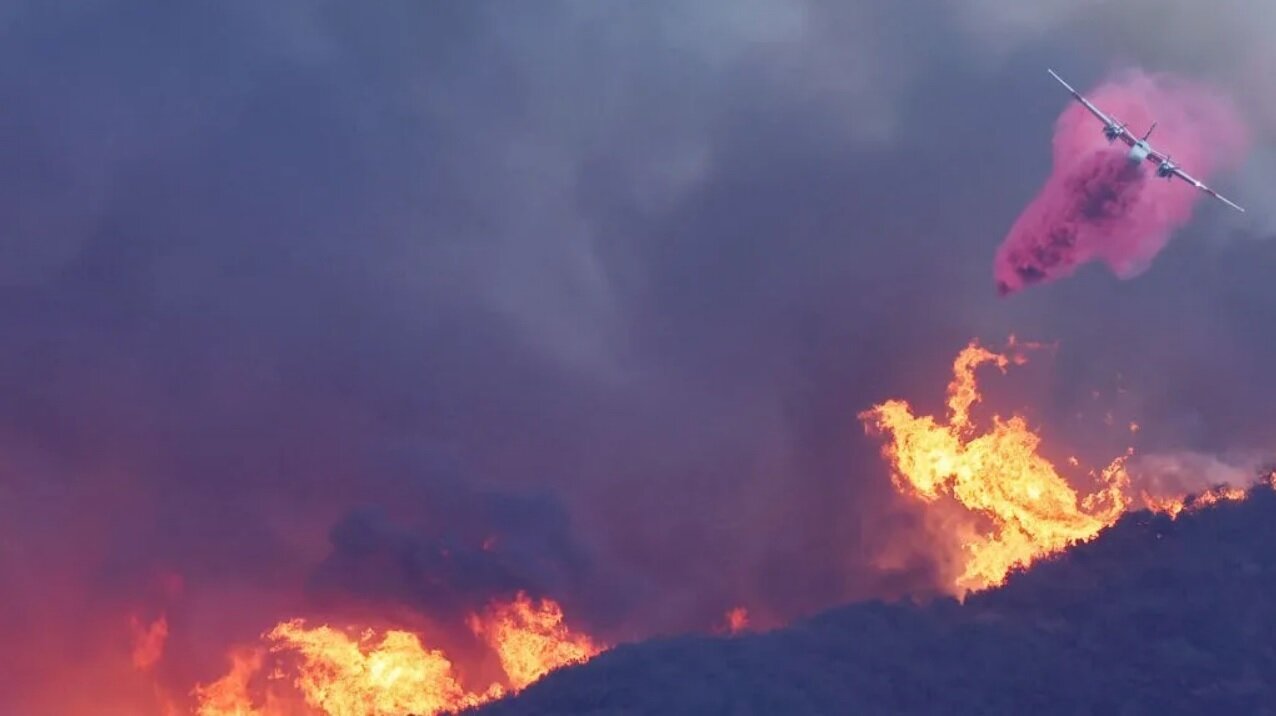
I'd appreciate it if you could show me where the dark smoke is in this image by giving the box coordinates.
[308,484,594,627]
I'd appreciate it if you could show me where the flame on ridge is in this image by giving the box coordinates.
[860,339,1266,597]
[1142,484,1249,520]
[723,607,749,635]
[860,339,1133,595]
[194,649,269,716]
[193,593,602,716]
[468,592,602,691]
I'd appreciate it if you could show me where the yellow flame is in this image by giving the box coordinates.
[469,592,602,690]
[267,620,494,716]
[193,649,267,716]
[193,595,603,715]
[861,340,1132,595]
[1143,484,1248,520]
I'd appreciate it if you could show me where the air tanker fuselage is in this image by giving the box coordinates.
[1050,68,1243,211]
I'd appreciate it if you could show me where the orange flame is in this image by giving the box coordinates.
[193,649,268,716]
[193,595,602,715]
[194,626,497,716]
[268,620,497,716]
[723,607,749,634]
[124,612,185,716]
[861,340,1133,595]
[1143,484,1248,519]
[469,592,603,691]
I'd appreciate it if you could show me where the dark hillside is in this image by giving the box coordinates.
[477,487,1276,715]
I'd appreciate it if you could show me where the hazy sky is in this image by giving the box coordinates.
[0,1,1273,709]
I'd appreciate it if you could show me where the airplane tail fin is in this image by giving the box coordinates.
[1142,121,1158,141]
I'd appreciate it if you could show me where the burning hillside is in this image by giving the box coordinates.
[471,338,1276,713]
[477,484,1276,714]
[861,338,1247,596]
[7,3,1276,716]
[20,336,1256,716]
[190,593,602,715]
[860,339,1131,593]
[94,337,1261,715]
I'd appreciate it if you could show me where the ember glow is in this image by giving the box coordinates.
[1142,484,1249,520]
[192,595,601,715]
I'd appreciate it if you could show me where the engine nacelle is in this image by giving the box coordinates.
[1156,161,1176,178]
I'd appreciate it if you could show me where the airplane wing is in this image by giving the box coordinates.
[1169,165,1245,212]
[1047,69,1129,142]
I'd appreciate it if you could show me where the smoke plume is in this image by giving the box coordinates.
[995,69,1248,295]
[307,483,594,630]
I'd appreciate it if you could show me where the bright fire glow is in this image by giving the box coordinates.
[269,620,496,716]
[723,607,749,634]
[469,592,603,690]
[193,594,602,716]
[860,339,1271,595]
[861,339,1134,595]
[1143,484,1248,519]
[193,649,267,716]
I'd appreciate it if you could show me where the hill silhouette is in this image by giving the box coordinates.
[475,484,1276,715]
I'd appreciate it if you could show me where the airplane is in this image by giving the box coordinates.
[1047,68,1245,213]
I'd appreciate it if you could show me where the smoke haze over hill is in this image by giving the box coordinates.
[479,485,1276,715]
[0,1,1272,713]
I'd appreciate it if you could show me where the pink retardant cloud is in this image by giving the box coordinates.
[995,69,1249,296]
